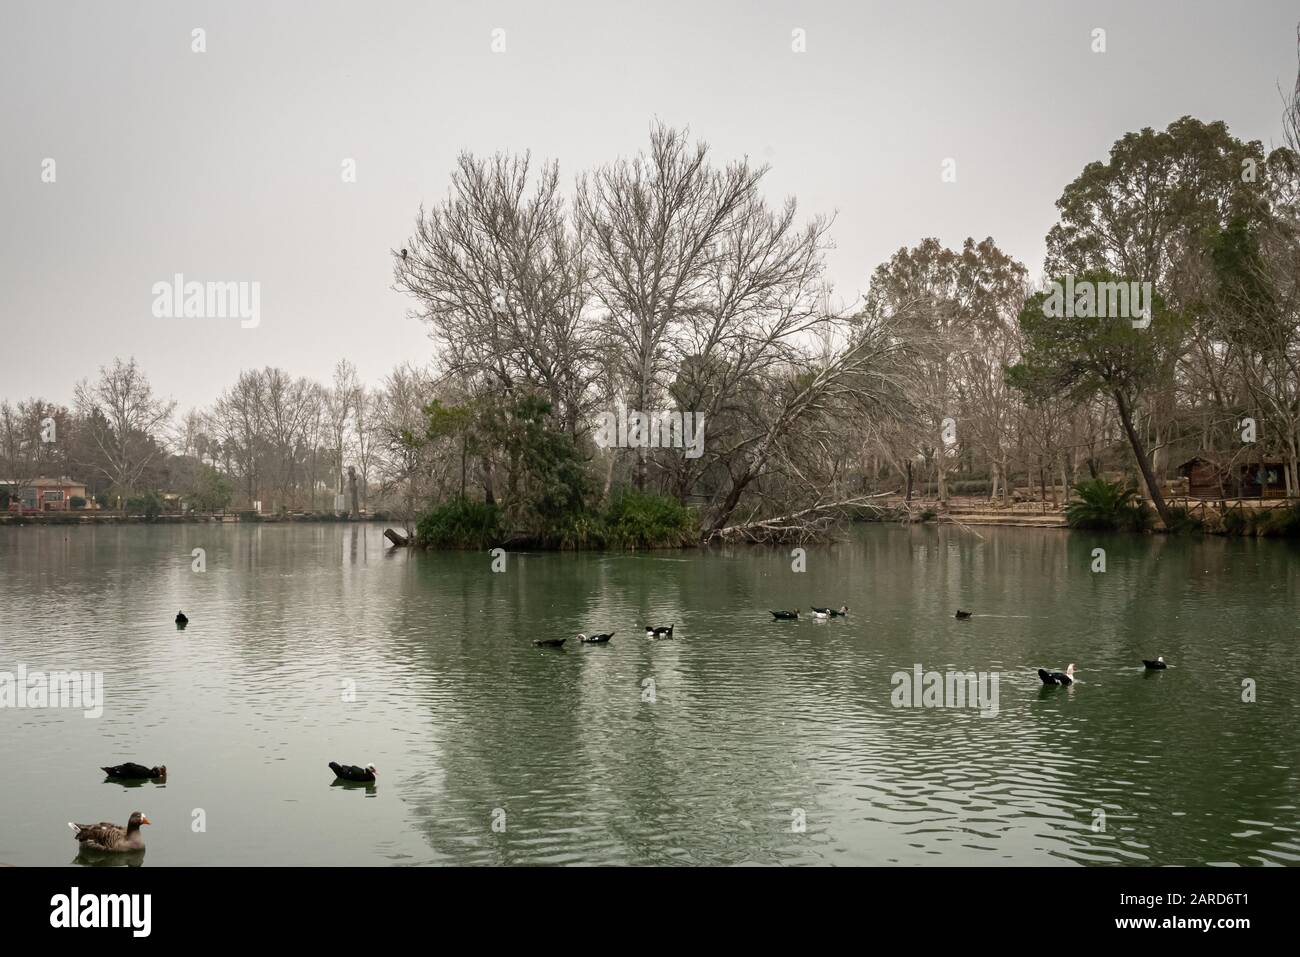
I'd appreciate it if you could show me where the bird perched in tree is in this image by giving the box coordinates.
[400,248,408,260]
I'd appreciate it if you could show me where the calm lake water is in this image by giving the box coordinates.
[1,522,1297,866]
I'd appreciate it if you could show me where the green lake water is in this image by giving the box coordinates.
[0,522,1297,866]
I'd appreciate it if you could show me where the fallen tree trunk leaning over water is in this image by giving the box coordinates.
[708,491,899,544]
[384,528,409,547]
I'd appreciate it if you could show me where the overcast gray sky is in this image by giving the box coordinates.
[2,0,1296,411]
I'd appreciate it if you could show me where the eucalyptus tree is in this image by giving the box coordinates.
[1009,274,1183,525]
[1045,116,1273,477]
[863,237,1026,501]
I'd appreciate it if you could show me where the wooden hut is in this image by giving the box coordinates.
[1177,456,1287,500]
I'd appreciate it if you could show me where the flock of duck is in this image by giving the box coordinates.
[528,607,1171,689]
[66,611,379,857]
[533,607,856,649]
[71,605,1171,855]
[70,755,379,855]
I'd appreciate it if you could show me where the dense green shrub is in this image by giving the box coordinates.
[189,466,234,512]
[1065,479,1152,532]
[415,498,502,548]
[603,491,697,548]
[237,510,261,523]
[69,495,87,509]
[414,491,698,550]
[125,491,163,520]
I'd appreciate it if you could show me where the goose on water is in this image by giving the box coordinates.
[1142,656,1167,670]
[811,605,849,617]
[645,625,674,639]
[533,637,567,648]
[579,632,614,643]
[771,610,799,620]
[954,610,972,620]
[329,762,377,783]
[101,763,166,780]
[1038,664,1077,685]
[68,812,150,852]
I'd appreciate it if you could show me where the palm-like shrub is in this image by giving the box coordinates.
[1065,479,1152,531]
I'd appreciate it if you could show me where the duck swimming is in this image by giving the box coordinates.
[771,610,799,620]
[1142,656,1167,670]
[101,763,166,780]
[579,632,614,643]
[954,610,972,620]
[329,762,377,783]
[533,637,567,648]
[645,625,674,639]
[68,812,150,852]
[175,611,188,627]
[811,605,849,617]
[1038,664,1077,685]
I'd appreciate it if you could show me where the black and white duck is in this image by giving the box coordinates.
[578,632,614,643]
[329,762,377,783]
[644,625,674,639]
[1142,656,1168,670]
[811,605,849,617]
[101,763,166,780]
[1038,664,1077,685]
[68,812,150,852]
[771,610,799,620]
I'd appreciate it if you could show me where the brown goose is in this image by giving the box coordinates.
[68,812,150,852]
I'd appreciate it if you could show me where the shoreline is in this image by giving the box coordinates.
[8,509,1297,541]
